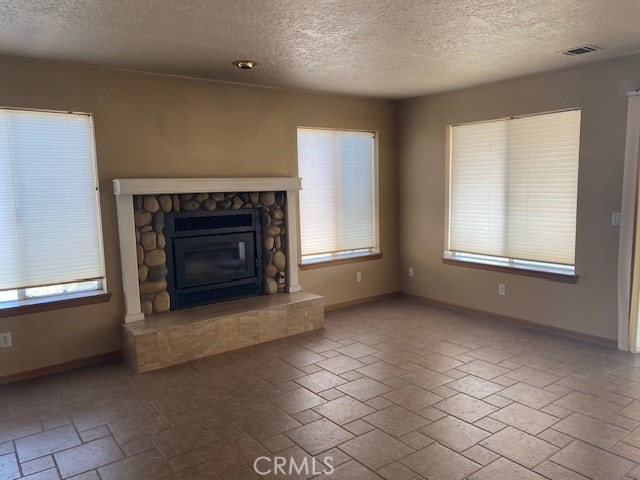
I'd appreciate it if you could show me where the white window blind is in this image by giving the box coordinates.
[448,109,581,266]
[0,109,105,291]
[297,128,376,258]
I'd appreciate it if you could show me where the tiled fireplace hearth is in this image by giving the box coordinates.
[122,292,324,372]
[113,178,324,372]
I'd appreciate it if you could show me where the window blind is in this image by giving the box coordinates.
[448,109,580,266]
[0,109,105,291]
[297,128,376,257]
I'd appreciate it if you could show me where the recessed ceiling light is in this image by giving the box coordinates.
[232,60,256,70]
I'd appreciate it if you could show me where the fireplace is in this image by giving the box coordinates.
[115,179,323,371]
[112,177,302,323]
[164,210,263,309]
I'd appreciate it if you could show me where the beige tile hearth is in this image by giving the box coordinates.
[122,292,323,372]
[2,297,640,480]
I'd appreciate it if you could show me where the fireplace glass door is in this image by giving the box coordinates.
[173,233,255,289]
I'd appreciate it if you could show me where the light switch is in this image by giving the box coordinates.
[612,212,622,226]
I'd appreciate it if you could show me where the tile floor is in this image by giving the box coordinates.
[2,297,640,479]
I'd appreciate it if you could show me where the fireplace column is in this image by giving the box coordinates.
[115,193,145,322]
[285,190,301,293]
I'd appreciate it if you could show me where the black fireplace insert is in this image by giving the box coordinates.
[164,209,263,310]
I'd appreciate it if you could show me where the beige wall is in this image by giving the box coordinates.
[0,56,399,377]
[399,54,640,341]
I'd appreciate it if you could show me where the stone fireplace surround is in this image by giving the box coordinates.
[134,191,288,315]
[113,177,303,323]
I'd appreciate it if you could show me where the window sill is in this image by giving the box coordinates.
[300,253,383,270]
[441,257,578,284]
[0,290,112,318]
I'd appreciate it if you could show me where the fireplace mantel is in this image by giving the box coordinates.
[113,177,303,323]
[113,177,301,196]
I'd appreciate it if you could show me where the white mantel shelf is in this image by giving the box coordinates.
[113,177,302,195]
[113,177,303,323]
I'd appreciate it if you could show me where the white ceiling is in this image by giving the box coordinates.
[1,0,640,98]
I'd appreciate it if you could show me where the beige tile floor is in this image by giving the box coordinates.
[2,297,640,479]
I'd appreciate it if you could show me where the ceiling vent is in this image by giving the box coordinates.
[557,45,601,56]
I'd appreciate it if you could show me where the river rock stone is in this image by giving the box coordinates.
[264,237,274,250]
[147,265,168,282]
[231,196,243,210]
[259,192,275,206]
[273,250,286,270]
[182,200,201,211]
[138,265,148,282]
[136,245,145,266]
[265,278,278,295]
[134,211,151,227]
[153,212,164,233]
[143,195,160,212]
[141,300,153,316]
[141,232,157,250]
[203,199,217,211]
[158,194,172,213]
[264,225,281,237]
[145,249,166,266]
[172,194,180,212]
[140,281,167,293]
[265,265,277,278]
[153,292,170,312]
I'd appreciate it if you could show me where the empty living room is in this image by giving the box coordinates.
[2,1,640,479]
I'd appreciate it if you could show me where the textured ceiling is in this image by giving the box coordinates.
[1,0,640,98]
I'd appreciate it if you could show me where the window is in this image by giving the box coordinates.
[446,109,580,276]
[297,128,378,264]
[0,108,105,308]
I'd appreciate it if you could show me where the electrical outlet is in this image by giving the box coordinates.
[356,271,362,283]
[612,212,622,226]
[0,332,11,348]
[498,284,506,296]
[408,267,414,278]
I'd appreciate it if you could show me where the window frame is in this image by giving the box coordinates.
[0,106,109,314]
[443,109,580,282]
[297,126,381,267]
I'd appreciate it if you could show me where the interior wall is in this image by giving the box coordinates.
[0,56,399,377]
[399,53,640,341]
